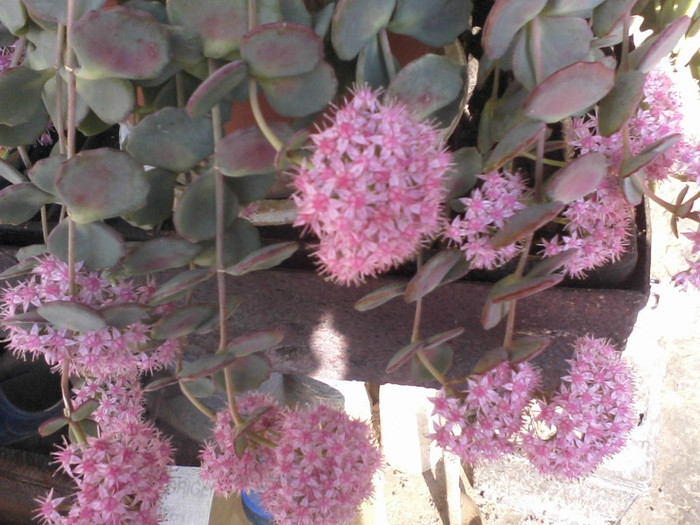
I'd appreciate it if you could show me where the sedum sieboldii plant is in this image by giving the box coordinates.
[0,0,698,523]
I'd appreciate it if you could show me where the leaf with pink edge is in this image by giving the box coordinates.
[386,54,464,120]
[227,354,272,393]
[523,62,615,123]
[186,60,248,118]
[72,7,169,80]
[151,304,216,339]
[483,119,545,172]
[180,377,216,398]
[100,303,148,328]
[123,168,177,228]
[630,16,691,73]
[592,0,637,38]
[71,398,99,421]
[331,0,396,60]
[354,282,406,311]
[411,344,453,382]
[526,248,578,278]
[143,375,179,392]
[241,22,323,79]
[121,238,202,274]
[542,0,605,16]
[490,274,564,303]
[0,183,52,225]
[545,152,607,204]
[622,173,644,206]
[597,70,645,137]
[22,0,105,25]
[194,295,242,335]
[404,249,465,303]
[37,301,107,332]
[28,155,65,194]
[149,268,215,305]
[620,134,682,178]
[224,241,299,276]
[3,310,47,328]
[0,158,28,185]
[445,147,481,200]
[47,221,125,270]
[481,0,547,59]
[125,107,214,172]
[388,0,471,47]
[386,340,425,373]
[424,328,465,350]
[217,123,294,177]
[481,275,516,330]
[38,416,69,437]
[259,61,338,117]
[226,328,285,357]
[471,345,508,375]
[55,148,148,224]
[178,353,242,380]
[508,336,549,364]
[491,201,565,249]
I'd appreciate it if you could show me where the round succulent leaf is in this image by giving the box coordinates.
[592,0,637,38]
[123,168,176,227]
[180,377,216,398]
[630,16,691,73]
[0,104,50,147]
[386,340,425,373]
[217,123,294,177]
[424,328,465,351]
[47,221,125,270]
[100,303,148,328]
[491,201,565,249]
[72,7,169,80]
[224,241,299,276]
[3,310,47,329]
[331,0,396,60]
[354,282,406,312]
[123,0,168,22]
[445,147,481,200]
[55,148,148,224]
[143,375,179,392]
[481,293,510,330]
[0,0,28,34]
[186,60,248,119]
[523,62,615,123]
[227,354,272,393]
[38,301,107,332]
[38,416,70,438]
[0,257,40,280]
[152,304,215,339]
[241,22,323,79]
[194,295,242,335]
[386,54,464,121]
[28,155,65,194]
[223,173,275,205]
[620,134,682,178]
[43,76,90,131]
[411,344,453,382]
[121,238,201,275]
[508,336,550,364]
[149,268,215,306]
[482,0,548,60]
[173,171,238,242]
[545,152,607,204]
[167,25,203,69]
[356,35,392,89]
[313,3,335,37]
[22,0,105,25]
[526,248,579,278]
[471,346,508,375]
[178,353,242,380]
[483,119,546,172]
[512,16,593,90]
[77,110,113,137]
[622,174,644,206]
[404,249,465,303]
[125,107,214,172]
[226,328,285,357]
[490,274,564,303]
[259,61,338,118]
[166,0,248,58]
[0,183,52,225]
[192,218,261,268]
[542,0,606,16]
[25,25,59,70]
[71,398,100,421]
[0,159,28,184]
[280,0,312,26]
[597,70,645,137]
[388,0,471,47]
[75,77,134,124]
[0,67,53,126]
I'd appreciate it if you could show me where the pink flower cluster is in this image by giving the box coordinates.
[675,223,700,290]
[292,85,451,285]
[0,256,180,379]
[37,418,173,525]
[430,361,540,463]
[200,397,382,525]
[539,176,634,278]
[444,170,529,269]
[521,337,636,479]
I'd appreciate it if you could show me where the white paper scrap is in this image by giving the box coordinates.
[160,466,214,525]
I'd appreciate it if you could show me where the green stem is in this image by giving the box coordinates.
[378,29,396,80]
[54,25,66,155]
[248,79,284,151]
[179,382,216,421]
[518,151,566,167]
[633,173,679,214]
[9,37,25,67]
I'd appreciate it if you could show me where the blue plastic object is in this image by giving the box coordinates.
[0,386,63,445]
[240,490,275,525]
